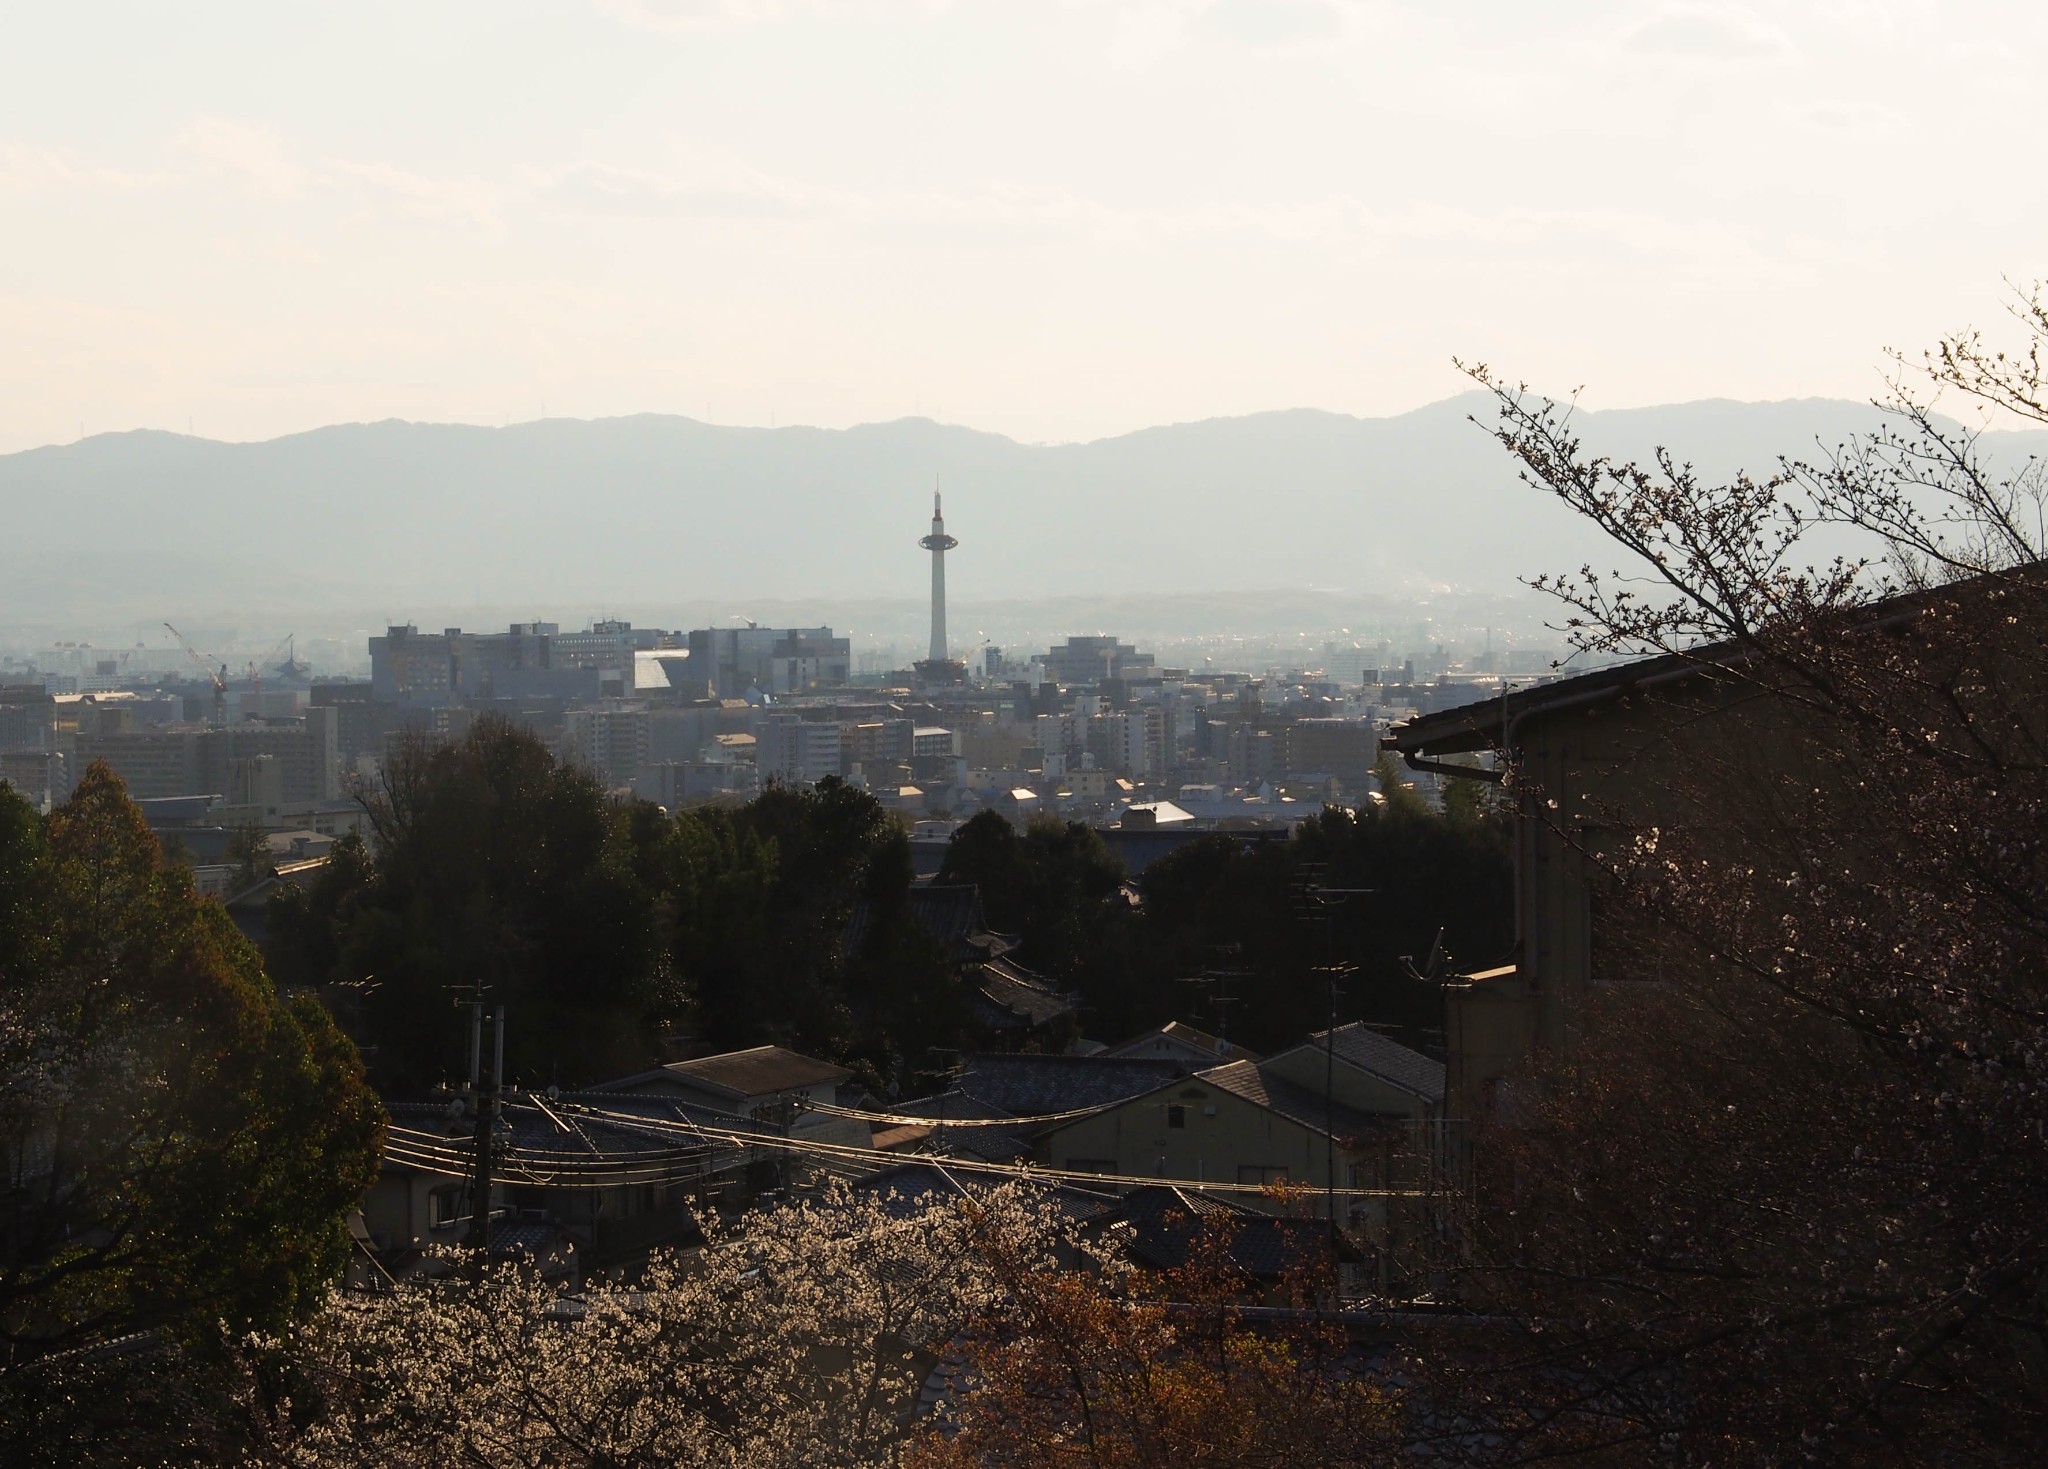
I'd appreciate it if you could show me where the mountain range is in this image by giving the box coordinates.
[4,394,2040,656]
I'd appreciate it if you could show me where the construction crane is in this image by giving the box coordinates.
[257,633,308,683]
[163,622,227,725]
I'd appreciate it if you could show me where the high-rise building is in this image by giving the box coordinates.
[1041,636,1155,687]
[684,627,850,697]
[757,714,844,786]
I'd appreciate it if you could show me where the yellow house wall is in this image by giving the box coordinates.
[1037,1079,1369,1221]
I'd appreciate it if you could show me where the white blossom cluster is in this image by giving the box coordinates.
[262,1181,1101,1468]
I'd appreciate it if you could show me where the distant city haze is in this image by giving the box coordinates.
[5,395,2046,664]
[2,2,2044,454]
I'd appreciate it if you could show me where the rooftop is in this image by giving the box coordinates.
[1196,1059,1390,1142]
[613,1045,852,1102]
[1302,1023,1447,1105]
[1103,1020,1260,1064]
[846,884,1012,967]
[961,1053,1185,1121]
[974,955,1077,1030]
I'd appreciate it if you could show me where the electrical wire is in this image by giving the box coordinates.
[800,1098,1131,1128]
[558,1099,1429,1200]
[380,1099,1431,1200]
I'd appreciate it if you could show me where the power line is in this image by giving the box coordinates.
[382,1094,1446,1203]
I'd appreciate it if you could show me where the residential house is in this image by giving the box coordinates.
[1032,1028,1444,1290]
[1380,566,2048,1177]
[1103,1021,1259,1069]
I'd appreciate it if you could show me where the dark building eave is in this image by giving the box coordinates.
[1379,649,1701,759]
[1384,561,2048,763]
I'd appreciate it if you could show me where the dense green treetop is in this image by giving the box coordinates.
[0,764,383,1414]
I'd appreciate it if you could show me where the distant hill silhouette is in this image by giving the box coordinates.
[4,395,2041,639]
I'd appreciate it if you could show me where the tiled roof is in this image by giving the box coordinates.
[975,956,1077,1029]
[637,1045,852,1101]
[845,883,1013,966]
[487,1219,570,1258]
[1306,1024,1447,1104]
[1103,1020,1262,1064]
[1196,1060,1390,1142]
[888,1091,1034,1160]
[961,1054,1184,1120]
[847,1162,1115,1223]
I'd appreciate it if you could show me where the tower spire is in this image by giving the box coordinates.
[918,483,959,668]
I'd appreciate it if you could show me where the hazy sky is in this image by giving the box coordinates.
[1,1,2041,453]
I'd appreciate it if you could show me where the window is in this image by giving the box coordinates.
[1166,1105,1187,1129]
[1237,1165,1288,1186]
[428,1185,465,1230]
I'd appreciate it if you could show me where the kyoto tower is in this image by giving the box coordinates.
[918,489,958,665]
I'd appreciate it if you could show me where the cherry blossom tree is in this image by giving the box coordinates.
[1432,287,2048,1463]
[262,1182,1088,1468]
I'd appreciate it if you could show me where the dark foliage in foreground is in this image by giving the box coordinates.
[1431,292,2048,1464]
[0,764,384,1465]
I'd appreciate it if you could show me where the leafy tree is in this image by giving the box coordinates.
[1370,750,1429,818]
[271,718,667,1093]
[0,765,384,1460]
[1123,802,1511,1053]
[1431,293,2048,1463]
[843,824,968,1082]
[670,779,958,1081]
[225,819,273,889]
[937,811,1129,981]
[664,804,786,1048]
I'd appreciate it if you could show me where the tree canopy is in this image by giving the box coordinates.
[0,763,384,1460]
[270,734,962,1096]
[269,717,673,1093]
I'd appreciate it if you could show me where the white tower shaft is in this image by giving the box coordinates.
[918,490,957,664]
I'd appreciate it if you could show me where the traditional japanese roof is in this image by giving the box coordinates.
[844,883,1014,967]
[1380,569,2036,760]
[1301,1023,1447,1105]
[886,1091,1035,1160]
[960,1053,1184,1120]
[974,955,1077,1031]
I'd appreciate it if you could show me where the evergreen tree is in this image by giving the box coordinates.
[0,765,383,1458]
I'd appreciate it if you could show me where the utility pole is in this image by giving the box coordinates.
[465,1003,505,1252]
[922,1048,966,1157]
[1294,866,1373,1233]
[1319,963,1356,1230]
